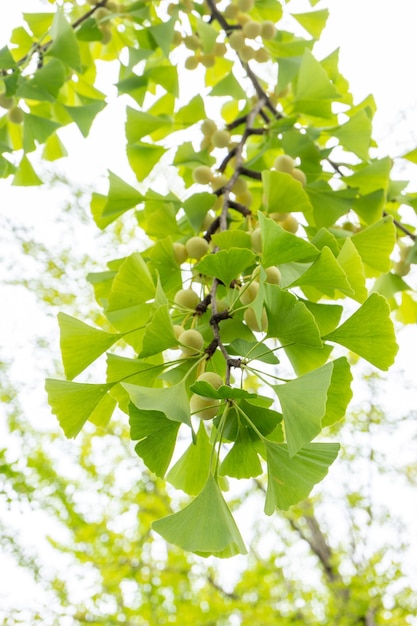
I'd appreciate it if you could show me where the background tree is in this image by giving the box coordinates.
[1,0,417,558]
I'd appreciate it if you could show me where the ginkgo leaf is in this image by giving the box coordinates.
[123,381,191,426]
[324,293,398,370]
[259,212,318,266]
[58,312,120,380]
[152,475,247,557]
[289,246,352,296]
[166,422,212,495]
[273,362,333,456]
[45,379,113,438]
[46,10,81,71]
[337,238,368,303]
[219,426,262,479]
[262,171,314,215]
[195,248,256,286]
[322,357,353,428]
[139,305,178,357]
[350,215,396,272]
[129,403,179,478]
[264,442,340,512]
[264,285,322,347]
[294,49,340,117]
[107,253,155,313]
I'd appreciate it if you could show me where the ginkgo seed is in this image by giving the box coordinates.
[197,371,224,390]
[229,31,245,51]
[185,55,199,70]
[0,94,13,109]
[8,106,24,124]
[243,20,262,39]
[179,329,204,356]
[261,21,277,40]
[291,168,307,186]
[185,236,209,259]
[174,288,200,309]
[237,0,254,12]
[274,154,295,173]
[280,215,299,233]
[240,281,259,305]
[251,228,262,253]
[244,307,268,332]
[192,165,213,185]
[173,242,188,265]
[211,129,231,148]
[184,34,200,50]
[201,119,217,136]
[190,394,220,420]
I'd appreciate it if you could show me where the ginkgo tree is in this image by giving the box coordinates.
[2,0,417,557]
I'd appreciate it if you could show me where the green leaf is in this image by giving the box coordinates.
[183,192,215,232]
[401,146,417,164]
[262,170,314,214]
[12,155,42,186]
[212,230,252,251]
[307,183,355,228]
[45,379,112,438]
[125,106,172,142]
[195,248,256,286]
[152,475,247,557]
[350,216,396,272]
[46,9,81,71]
[264,285,322,347]
[324,293,398,370]
[273,362,333,456]
[332,110,372,160]
[58,313,120,380]
[322,357,353,428]
[264,442,340,512]
[107,252,155,313]
[23,12,54,38]
[64,101,106,138]
[190,382,256,401]
[127,142,167,181]
[175,95,206,127]
[291,9,329,39]
[240,398,283,439]
[300,300,343,335]
[101,170,143,224]
[88,392,117,428]
[294,49,340,117]
[139,305,178,357]
[148,18,176,57]
[219,426,262,479]
[129,403,180,478]
[196,17,218,54]
[228,339,279,364]
[23,114,61,153]
[106,353,165,385]
[289,246,352,296]
[0,46,16,70]
[259,213,318,266]
[123,381,191,426]
[253,0,283,21]
[342,157,392,195]
[337,238,368,303]
[209,73,247,100]
[353,190,385,225]
[42,133,67,161]
[284,343,333,376]
[166,422,212,495]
